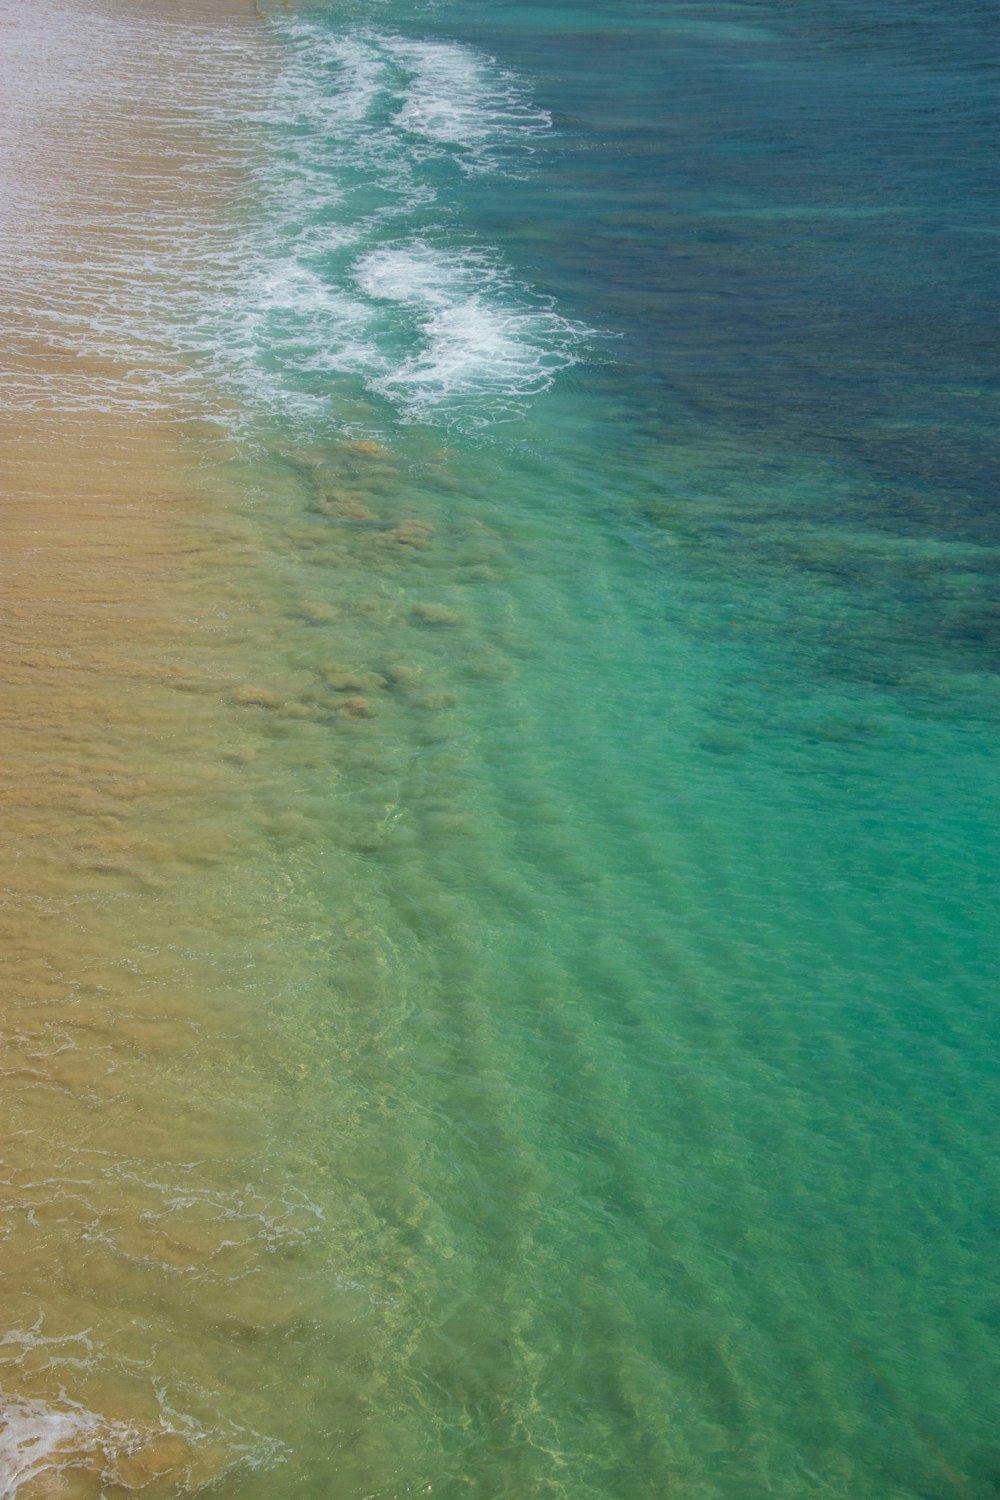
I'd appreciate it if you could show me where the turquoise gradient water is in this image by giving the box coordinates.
[5,0,997,1495]
[223,0,999,1494]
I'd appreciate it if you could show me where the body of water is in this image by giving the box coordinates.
[1,0,997,1495]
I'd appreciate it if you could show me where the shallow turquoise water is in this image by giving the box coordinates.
[7,0,995,1493]
[213,0,999,1494]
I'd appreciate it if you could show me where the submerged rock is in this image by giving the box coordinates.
[297,601,336,623]
[336,695,377,719]
[348,438,383,458]
[411,603,460,627]
[318,491,379,522]
[232,684,281,709]
[379,519,434,550]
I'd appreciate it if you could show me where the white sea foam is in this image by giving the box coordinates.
[277,30,389,130]
[354,243,496,307]
[354,244,589,423]
[0,2,591,431]
[207,16,592,429]
[0,1388,285,1497]
[0,1397,100,1499]
[383,36,552,170]
[270,25,551,171]
[0,1394,178,1498]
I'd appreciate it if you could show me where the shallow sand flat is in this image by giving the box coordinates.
[0,420,290,1495]
[0,2,316,1490]
[1,10,462,1487]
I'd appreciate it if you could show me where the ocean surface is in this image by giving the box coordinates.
[1,0,997,1496]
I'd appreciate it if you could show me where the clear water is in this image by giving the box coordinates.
[2,0,997,1496]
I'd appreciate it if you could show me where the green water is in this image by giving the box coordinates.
[210,0,998,1490]
[202,412,997,1497]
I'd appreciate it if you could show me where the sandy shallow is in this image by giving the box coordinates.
[0,2,304,1491]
